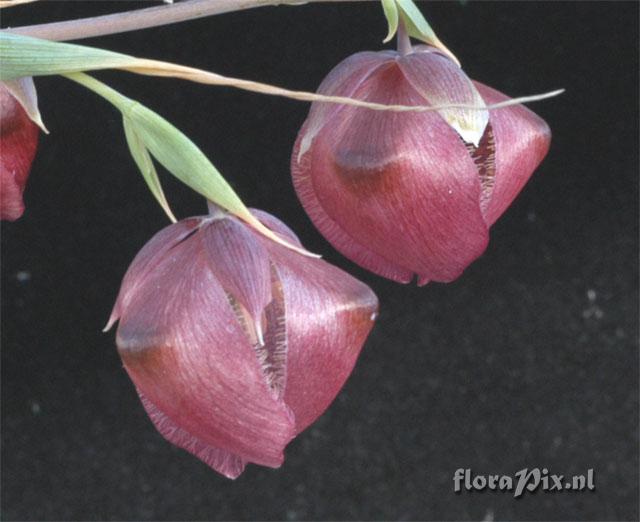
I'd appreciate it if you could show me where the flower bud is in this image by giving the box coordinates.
[292,46,551,285]
[106,208,378,478]
[0,83,39,221]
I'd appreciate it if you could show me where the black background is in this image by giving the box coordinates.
[1,1,638,520]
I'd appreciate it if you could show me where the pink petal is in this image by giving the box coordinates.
[0,167,26,221]
[293,127,414,283]
[293,62,489,283]
[266,243,378,433]
[296,51,394,160]
[475,82,552,225]
[105,218,201,330]
[139,392,246,479]
[116,232,295,470]
[0,83,39,222]
[399,46,488,146]
[201,216,271,341]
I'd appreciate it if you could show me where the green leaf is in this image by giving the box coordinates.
[0,32,133,81]
[395,0,438,43]
[64,72,250,222]
[0,33,317,254]
[123,116,176,223]
[63,72,314,256]
[381,0,399,43]
[378,0,459,65]
[124,100,251,221]
[0,32,450,113]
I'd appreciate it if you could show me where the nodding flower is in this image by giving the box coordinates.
[106,207,378,478]
[292,45,551,285]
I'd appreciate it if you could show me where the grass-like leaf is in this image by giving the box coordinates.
[64,72,315,257]
[381,0,399,43]
[380,0,460,65]
[123,115,176,223]
[0,32,459,113]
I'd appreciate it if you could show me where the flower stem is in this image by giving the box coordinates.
[1,0,375,42]
[64,71,131,110]
[396,17,411,56]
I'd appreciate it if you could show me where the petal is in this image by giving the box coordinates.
[399,46,488,146]
[294,62,489,283]
[266,243,378,433]
[475,82,552,225]
[292,124,414,283]
[0,83,39,222]
[201,216,271,343]
[105,217,201,330]
[139,392,246,479]
[116,232,295,470]
[296,51,394,161]
[0,168,26,221]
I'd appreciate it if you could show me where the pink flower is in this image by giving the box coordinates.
[292,46,551,285]
[106,208,378,478]
[0,83,39,221]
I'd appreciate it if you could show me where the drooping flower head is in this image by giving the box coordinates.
[292,45,551,285]
[0,82,39,221]
[106,207,378,478]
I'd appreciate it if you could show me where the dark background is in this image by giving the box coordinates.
[1,1,638,520]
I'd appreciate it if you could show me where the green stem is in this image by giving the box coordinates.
[63,71,131,111]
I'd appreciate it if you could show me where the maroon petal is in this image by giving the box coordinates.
[292,128,414,283]
[266,243,378,432]
[201,216,271,342]
[139,392,246,479]
[116,232,295,470]
[296,51,394,160]
[105,218,201,331]
[399,47,488,146]
[293,62,489,283]
[0,83,39,221]
[475,82,552,225]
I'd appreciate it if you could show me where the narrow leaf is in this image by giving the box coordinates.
[124,101,315,256]
[123,116,176,223]
[381,0,399,43]
[0,33,133,81]
[64,72,315,257]
[395,0,460,65]
[0,32,453,113]
[2,34,560,113]
[125,101,248,220]
[396,0,437,41]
